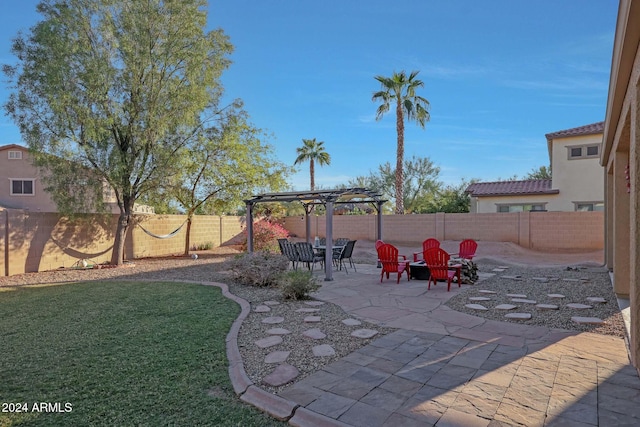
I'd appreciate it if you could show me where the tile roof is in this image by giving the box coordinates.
[545,121,604,141]
[466,179,559,197]
[0,144,27,151]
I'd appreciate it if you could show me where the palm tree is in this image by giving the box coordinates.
[294,138,331,190]
[372,70,430,214]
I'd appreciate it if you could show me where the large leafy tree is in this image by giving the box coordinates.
[294,138,331,191]
[525,165,552,179]
[372,70,430,214]
[4,0,232,265]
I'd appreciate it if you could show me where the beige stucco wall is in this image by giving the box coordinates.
[472,194,561,213]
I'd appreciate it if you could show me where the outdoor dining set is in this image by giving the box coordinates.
[277,238,358,274]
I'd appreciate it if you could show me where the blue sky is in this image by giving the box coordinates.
[0,1,618,190]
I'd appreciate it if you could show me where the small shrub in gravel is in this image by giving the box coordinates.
[226,251,289,287]
[279,270,320,300]
[240,220,289,253]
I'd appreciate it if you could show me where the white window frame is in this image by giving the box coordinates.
[567,144,601,160]
[10,179,35,196]
[8,150,23,160]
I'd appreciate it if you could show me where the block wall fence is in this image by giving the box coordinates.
[283,211,604,252]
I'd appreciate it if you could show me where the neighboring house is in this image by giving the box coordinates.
[601,0,640,369]
[466,122,604,213]
[0,144,154,214]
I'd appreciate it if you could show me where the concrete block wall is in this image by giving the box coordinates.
[529,211,604,251]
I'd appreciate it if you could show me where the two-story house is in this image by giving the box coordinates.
[466,122,605,213]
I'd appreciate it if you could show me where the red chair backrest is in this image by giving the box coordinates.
[459,239,478,259]
[424,248,451,280]
[375,240,385,251]
[422,238,440,252]
[377,243,398,263]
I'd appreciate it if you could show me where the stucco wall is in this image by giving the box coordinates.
[473,194,561,214]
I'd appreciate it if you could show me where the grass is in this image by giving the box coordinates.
[0,281,284,427]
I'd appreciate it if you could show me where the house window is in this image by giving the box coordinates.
[567,144,600,159]
[497,204,546,213]
[10,179,34,195]
[574,202,604,211]
[8,151,22,160]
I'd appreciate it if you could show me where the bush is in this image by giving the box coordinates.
[191,242,213,251]
[226,251,290,287]
[280,270,321,300]
[241,220,289,253]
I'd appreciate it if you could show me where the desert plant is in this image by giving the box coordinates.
[279,270,321,300]
[241,220,289,253]
[226,251,289,287]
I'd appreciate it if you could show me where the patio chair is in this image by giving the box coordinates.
[335,237,350,246]
[277,238,288,253]
[375,239,385,268]
[333,240,357,273]
[377,243,410,284]
[423,248,462,291]
[280,240,299,270]
[457,239,478,260]
[294,242,324,271]
[413,238,441,261]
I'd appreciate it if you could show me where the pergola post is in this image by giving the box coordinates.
[246,202,254,253]
[377,201,384,241]
[324,200,334,281]
[304,204,312,244]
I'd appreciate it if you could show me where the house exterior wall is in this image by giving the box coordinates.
[472,194,560,214]
[548,133,605,211]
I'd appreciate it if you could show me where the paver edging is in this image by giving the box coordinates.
[240,386,299,421]
[288,406,354,427]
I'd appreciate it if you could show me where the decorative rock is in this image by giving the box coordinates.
[505,313,532,320]
[536,304,559,310]
[547,294,566,299]
[572,316,605,325]
[304,301,326,306]
[562,278,582,282]
[567,303,593,310]
[254,305,271,313]
[498,266,509,269]
[479,290,497,294]
[262,316,285,324]
[511,298,537,304]
[312,344,336,357]
[342,318,362,326]
[507,293,527,298]
[586,297,607,304]
[492,268,506,272]
[267,328,291,335]
[255,336,283,348]
[303,328,326,339]
[469,297,491,301]
[263,363,300,387]
[495,304,518,310]
[264,351,290,363]
[296,308,321,313]
[465,303,488,311]
[263,300,280,306]
[351,329,379,339]
[304,316,321,323]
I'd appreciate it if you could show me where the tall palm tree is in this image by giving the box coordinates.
[294,138,331,190]
[373,70,430,214]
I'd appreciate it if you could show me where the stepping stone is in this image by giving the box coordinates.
[495,304,518,310]
[255,336,283,348]
[267,328,291,335]
[469,297,491,301]
[305,301,325,306]
[342,318,362,326]
[511,298,537,304]
[263,300,280,306]
[262,316,285,324]
[536,304,559,310]
[296,308,321,313]
[479,290,497,294]
[567,303,593,310]
[465,304,488,311]
[264,351,290,363]
[304,316,321,323]
[254,305,271,313]
[303,328,326,339]
[498,266,509,269]
[505,313,532,320]
[586,297,607,304]
[532,277,549,282]
[263,363,299,387]
[548,294,566,299]
[351,329,379,339]
[572,316,605,325]
[507,294,527,298]
[312,344,336,357]
[492,268,506,272]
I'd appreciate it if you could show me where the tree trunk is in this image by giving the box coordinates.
[111,208,131,265]
[310,159,315,191]
[184,213,193,256]
[395,100,405,215]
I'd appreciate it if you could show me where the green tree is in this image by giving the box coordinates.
[525,165,552,179]
[4,0,232,265]
[428,179,477,213]
[294,138,331,191]
[372,70,430,214]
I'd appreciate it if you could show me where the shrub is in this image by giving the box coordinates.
[280,270,321,300]
[191,242,214,251]
[226,251,289,287]
[241,220,289,253]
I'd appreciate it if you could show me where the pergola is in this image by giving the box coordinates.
[244,187,387,281]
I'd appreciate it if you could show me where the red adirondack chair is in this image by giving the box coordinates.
[377,243,410,284]
[458,239,478,260]
[424,248,462,291]
[413,238,441,261]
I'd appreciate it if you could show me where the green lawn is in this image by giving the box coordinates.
[0,281,284,427]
